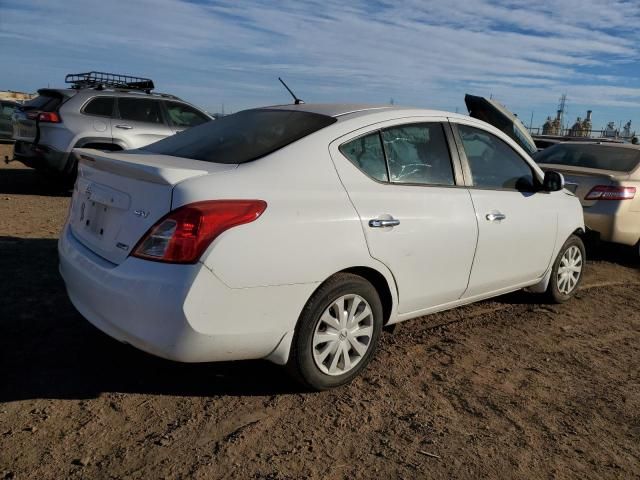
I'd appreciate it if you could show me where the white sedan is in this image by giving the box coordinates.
[59,103,585,390]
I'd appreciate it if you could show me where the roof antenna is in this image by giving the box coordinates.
[278,77,304,105]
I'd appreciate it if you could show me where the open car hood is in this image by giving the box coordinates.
[465,94,537,157]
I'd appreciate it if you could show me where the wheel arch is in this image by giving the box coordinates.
[338,266,394,326]
[264,264,398,366]
[74,138,123,151]
[528,228,586,294]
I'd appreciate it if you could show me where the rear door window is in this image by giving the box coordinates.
[118,98,164,124]
[165,101,209,128]
[83,97,115,117]
[340,133,388,182]
[382,123,455,185]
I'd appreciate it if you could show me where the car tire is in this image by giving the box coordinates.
[545,234,586,303]
[287,273,383,391]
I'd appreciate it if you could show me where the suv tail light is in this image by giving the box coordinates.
[132,200,267,264]
[29,111,61,123]
[584,185,636,201]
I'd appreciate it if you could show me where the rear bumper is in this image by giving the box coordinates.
[58,225,297,363]
[13,140,69,172]
[584,207,640,246]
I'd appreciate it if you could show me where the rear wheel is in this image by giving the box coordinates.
[287,273,383,390]
[545,235,585,303]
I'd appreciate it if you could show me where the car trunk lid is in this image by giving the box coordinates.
[465,94,538,157]
[68,148,237,264]
[537,163,628,207]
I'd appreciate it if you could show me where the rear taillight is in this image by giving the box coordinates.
[37,112,61,123]
[584,185,636,201]
[132,200,267,264]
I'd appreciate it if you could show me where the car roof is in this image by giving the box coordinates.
[261,102,465,121]
[37,87,186,101]
[553,141,640,150]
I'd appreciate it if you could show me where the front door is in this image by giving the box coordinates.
[452,121,557,297]
[330,119,478,315]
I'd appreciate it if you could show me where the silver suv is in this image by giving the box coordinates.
[12,72,212,182]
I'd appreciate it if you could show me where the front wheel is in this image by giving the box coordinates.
[287,273,383,391]
[545,235,586,303]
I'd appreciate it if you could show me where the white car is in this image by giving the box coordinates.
[59,103,585,390]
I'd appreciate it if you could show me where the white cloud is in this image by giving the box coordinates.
[0,0,638,126]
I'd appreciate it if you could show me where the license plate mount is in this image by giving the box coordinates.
[81,200,109,237]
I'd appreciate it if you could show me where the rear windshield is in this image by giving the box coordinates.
[22,94,63,112]
[535,144,640,172]
[141,109,337,163]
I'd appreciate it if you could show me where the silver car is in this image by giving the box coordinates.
[12,72,212,182]
[0,100,20,141]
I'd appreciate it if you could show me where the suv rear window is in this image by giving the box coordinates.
[141,109,337,164]
[84,97,114,117]
[535,144,640,172]
[22,94,63,112]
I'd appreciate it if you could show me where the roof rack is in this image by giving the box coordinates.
[65,71,155,93]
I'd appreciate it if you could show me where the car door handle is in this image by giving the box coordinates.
[485,212,506,222]
[115,124,133,129]
[369,218,400,228]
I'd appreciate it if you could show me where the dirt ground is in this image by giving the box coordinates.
[0,144,639,479]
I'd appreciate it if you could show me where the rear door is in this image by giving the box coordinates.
[80,96,116,145]
[452,120,557,297]
[114,97,173,149]
[164,100,210,134]
[330,118,478,314]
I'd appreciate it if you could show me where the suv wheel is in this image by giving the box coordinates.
[287,273,383,390]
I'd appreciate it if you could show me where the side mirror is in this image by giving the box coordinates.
[543,171,564,192]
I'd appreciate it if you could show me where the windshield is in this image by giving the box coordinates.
[141,108,336,164]
[534,144,640,173]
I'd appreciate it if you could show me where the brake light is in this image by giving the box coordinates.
[584,185,635,201]
[132,200,267,264]
[37,112,61,123]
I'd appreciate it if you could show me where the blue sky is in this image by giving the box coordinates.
[1,0,639,132]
